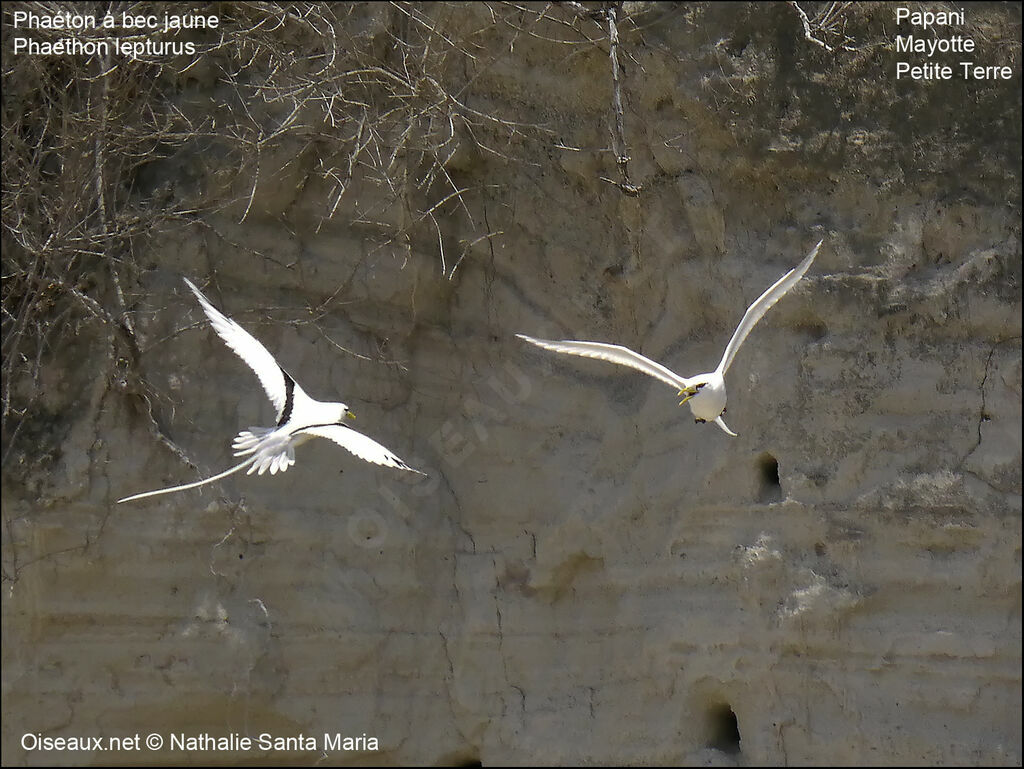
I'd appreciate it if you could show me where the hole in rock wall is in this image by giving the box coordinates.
[797,319,828,342]
[437,748,482,767]
[757,452,783,503]
[708,702,742,754]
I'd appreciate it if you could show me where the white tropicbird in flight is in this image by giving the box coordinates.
[518,239,822,436]
[118,278,422,504]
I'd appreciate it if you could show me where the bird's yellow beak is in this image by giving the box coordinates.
[678,387,697,406]
[346,411,356,420]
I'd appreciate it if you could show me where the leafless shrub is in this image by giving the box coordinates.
[2,4,197,470]
[2,1,596,481]
[788,1,857,53]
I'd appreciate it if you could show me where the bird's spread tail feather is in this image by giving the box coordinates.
[246,444,295,476]
[232,426,274,455]
[231,427,297,475]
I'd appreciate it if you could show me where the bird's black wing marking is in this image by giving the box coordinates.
[277,369,296,427]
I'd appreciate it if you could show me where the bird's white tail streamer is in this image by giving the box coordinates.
[714,415,738,437]
[117,456,258,504]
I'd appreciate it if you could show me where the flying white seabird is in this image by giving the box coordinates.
[118,278,422,503]
[517,239,822,436]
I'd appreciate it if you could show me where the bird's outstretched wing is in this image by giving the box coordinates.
[516,334,696,392]
[715,240,822,377]
[296,424,425,475]
[184,278,302,423]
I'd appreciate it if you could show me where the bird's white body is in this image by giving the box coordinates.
[518,240,822,436]
[686,371,727,423]
[118,279,421,504]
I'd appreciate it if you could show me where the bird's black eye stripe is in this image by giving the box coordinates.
[277,370,296,427]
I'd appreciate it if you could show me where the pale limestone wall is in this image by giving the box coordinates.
[2,3,1020,766]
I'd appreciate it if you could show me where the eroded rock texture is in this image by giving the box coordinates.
[2,3,1020,765]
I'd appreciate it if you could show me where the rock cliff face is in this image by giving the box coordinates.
[2,3,1020,765]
